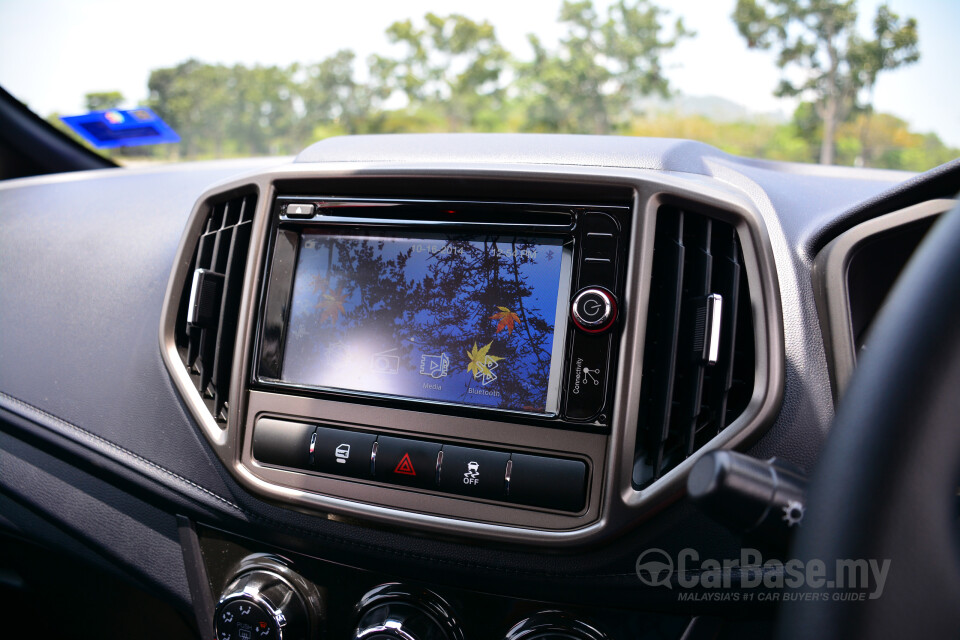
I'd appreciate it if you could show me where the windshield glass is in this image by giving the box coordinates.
[1,0,956,170]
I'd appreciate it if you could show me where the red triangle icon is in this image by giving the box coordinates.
[394,453,417,476]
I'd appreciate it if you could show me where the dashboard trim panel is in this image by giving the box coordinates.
[812,198,956,401]
[159,162,786,545]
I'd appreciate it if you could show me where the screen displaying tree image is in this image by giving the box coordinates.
[281,232,570,413]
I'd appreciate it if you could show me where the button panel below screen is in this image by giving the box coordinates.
[252,418,588,512]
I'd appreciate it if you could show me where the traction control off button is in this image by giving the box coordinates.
[438,445,509,500]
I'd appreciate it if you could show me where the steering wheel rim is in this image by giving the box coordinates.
[778,199,960,639]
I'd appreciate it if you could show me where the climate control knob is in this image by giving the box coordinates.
[504,612,608,640]
[214,555,323,640]
[353,584,464,640]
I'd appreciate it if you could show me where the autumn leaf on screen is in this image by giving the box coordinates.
[489,306,521,335]
[466,341,504,380]
[316,286,346,323]
[309,273,329,294]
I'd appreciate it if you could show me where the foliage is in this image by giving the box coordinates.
[54,4,954,172]
[519,0,691,134]
[371,13,509,130]
[490,307,521,335]
[466,341,504,381]
[835,112,960,171]
[624,107,956,171]
[732,0,919,164]
[298,49,388,137]
[148,59,300,158]
[315,286,347,324]
[626,113,816,162]
[84,91,124,111]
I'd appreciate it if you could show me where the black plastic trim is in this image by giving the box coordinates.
[0,85,115,177]
[177,516,216,640]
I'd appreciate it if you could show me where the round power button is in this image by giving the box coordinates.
[571,288,617,333]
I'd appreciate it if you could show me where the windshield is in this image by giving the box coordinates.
[1,0,956,170]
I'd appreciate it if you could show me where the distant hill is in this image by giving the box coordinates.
[636,94,788,124]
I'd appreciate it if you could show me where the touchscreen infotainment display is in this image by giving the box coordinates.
[280,232,571,414]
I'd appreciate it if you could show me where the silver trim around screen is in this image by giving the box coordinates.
[544,244,573,414]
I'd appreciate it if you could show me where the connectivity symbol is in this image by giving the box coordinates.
[582,367,601,385]
[394,453,417,476]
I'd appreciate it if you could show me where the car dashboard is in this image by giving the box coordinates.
[0,133,956,640]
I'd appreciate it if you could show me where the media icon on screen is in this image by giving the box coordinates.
[419,353,450,379]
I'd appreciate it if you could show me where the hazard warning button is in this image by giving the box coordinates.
[374,435,441,489]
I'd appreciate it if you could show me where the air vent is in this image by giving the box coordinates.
[813,199,954,401]
[633,205,755,488]
[173,192,256,424]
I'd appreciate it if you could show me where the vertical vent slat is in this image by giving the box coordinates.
[197,232,217,271]
[213,227,235,274]
[211,216,252,420]
[675,216,712,458]
[634,205,756,489]
[174,192,257,426]
[634,209,685,487]
[727,286,755,426]
[701,225,742,447]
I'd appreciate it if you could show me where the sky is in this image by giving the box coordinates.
[0,0,957,146]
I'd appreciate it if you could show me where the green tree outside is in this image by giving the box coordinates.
[732,0,919,164]
[84,91,124,111]
[520,0,691,134]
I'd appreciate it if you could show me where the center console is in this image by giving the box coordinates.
[245,195,627,528]
[161,166,783,547]
[159,164,784,638]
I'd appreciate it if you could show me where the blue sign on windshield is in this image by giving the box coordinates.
[60,107,179,149]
